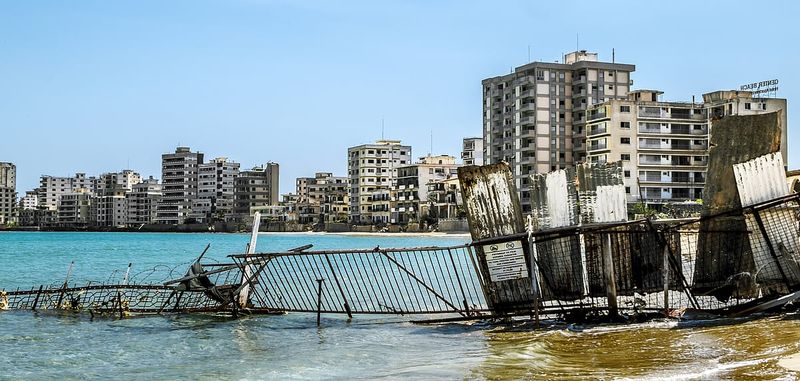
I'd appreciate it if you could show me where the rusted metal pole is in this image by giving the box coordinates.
[316,278,324,326]
[324,255,352,319]
[662,243,670,315]
[602,233,618,319]
[31,285,43,311]
[116,291,124,319]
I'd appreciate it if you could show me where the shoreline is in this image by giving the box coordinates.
[0,228,471,237]
[257,231,471,238]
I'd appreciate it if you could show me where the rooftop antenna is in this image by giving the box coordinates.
[429,130,433,157]
[612,48,615,63]
[381,118,385,140]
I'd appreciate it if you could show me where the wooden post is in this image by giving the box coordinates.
[662,243,670,316]
[602,233,618,319]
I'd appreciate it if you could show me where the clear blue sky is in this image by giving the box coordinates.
[1,0,798,195]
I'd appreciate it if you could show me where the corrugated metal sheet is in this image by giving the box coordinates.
[530,169,579,229]
[733,152,789,206]
[595,185,627,223]
[732,153,800,285]
[576,161,626,224]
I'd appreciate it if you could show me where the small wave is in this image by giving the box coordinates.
[617,358,767,381]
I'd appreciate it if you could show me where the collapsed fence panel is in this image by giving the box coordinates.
[232,245,489,315]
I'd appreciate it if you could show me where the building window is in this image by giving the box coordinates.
[620,105,630,113]
[621,154,631,161]
[608,85,614,90]
[745,103,751,110]
[624,170,631,177]
[625,186,630,194]
[620,121,630,129]
[620,137,631,144]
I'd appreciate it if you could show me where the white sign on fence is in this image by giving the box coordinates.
[483,240,528,282]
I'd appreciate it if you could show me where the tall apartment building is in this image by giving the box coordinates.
[99,170,142,192]
[92,188,128,228]
[585,89,787,204]
[347,140,412,224]
[483,50,635,211]
[57,189,92,227]
[295,172,349,224]
[395,155,459,223]
[37,173,98,211]
[0,162,16,224]
[127,177,162,225]
[233,163,280,221]
[156,147,204,224]
[462,137,484,166]
[20,190,38,210]
[192,157,240,223]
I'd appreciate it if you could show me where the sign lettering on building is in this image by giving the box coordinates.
[739,79,779,97]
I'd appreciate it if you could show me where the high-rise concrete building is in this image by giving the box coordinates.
[347,140,412,224]
[57,189,92,227]
[99,170,142,192]
[461,137,484,166]
[37,173,98,211]
[234,163,280,221]
[295,172,349,224]
[20,190,38,211]
[585,89,787,204]
[156,147,204,224]
[395,155,459,223]
[193,157,240,223]
[127,177,162,225]
[0,162,16,224]
[483,50,635,211]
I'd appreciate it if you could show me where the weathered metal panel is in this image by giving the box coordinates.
[733,152,789,206]
[458,164,534,310]
[530,169,579,229]
[458,163,525,240]
[734,153,800,286]
[694,112,783,299]
[576,161,626,224]
[595,185,627,223]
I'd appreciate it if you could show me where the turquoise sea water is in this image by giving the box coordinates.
[2,232,800,380]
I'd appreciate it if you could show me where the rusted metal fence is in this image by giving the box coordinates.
[230,245,489,316]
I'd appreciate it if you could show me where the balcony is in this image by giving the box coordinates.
[588,125,607,136]
[588,141,607,151]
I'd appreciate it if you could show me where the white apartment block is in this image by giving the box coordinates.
[0,162,16,224]
[57,189,92,226]
[92,189,128,228]
[233,163,280,221]
[296,172,349,224]
[483,50,635,212]
[20,190,38,210]
[99,170,142,192]
[395,155,459,223]
[193,157,240,223]
[347,140,412,224]
[156,147,204,224]
[127,177,162,225]
[461,137,484,166]
[38,173,98,211]
[585,89,787,204]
